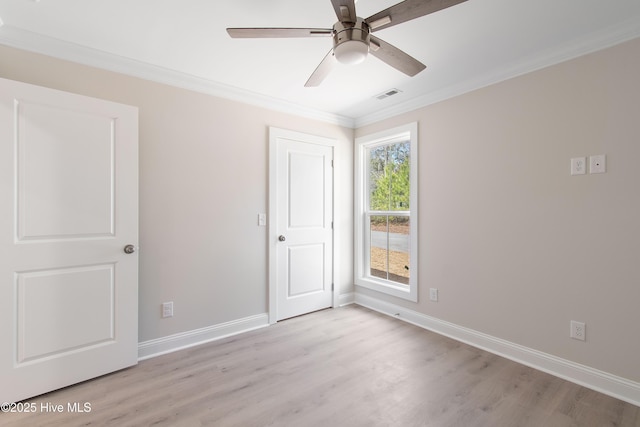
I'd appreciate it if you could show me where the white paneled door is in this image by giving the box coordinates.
[270,128,334,322]
[0,78,138,403]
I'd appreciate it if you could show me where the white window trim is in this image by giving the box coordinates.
[355,122,418,302]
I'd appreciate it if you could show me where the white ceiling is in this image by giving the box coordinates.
[1,0,640,127]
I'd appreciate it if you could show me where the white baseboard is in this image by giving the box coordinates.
[354,293,640,407]
[138,313,269,361]
[338,292,355,307]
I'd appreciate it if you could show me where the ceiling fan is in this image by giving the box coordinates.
[227,0,468,87]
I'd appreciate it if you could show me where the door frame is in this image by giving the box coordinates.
[268,127,337,324]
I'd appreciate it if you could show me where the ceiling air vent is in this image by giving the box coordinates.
[375,88,402,100]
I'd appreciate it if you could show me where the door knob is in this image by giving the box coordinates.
[124,244,136,254]
[278,235,286,242]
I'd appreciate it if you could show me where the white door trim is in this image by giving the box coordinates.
[268,127,337,324]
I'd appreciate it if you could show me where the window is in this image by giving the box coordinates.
[355,123,418,301]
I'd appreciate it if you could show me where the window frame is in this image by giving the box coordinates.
[355,122,418,301]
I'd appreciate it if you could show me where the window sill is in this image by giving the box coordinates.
[355,276,417,302]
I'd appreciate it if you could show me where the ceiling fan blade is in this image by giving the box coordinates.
[365,0,468,32]
[331,0,357,23]
[227,28,333,38]
[305,50,336,87]
[369,35,426,77]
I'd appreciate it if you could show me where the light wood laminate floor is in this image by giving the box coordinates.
[1,305,638,427]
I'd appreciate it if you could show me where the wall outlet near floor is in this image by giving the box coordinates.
[570,157,586,175]
[429,288,438,302]
[162,301,174,318]
[570,320,586,341]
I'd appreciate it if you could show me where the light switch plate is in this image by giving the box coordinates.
[589,155,606,174]
[258,213,267,226]
[570,157,586,175]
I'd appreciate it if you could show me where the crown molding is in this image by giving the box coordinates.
[2,18,640,131]
[355,17,640,128]
[0,25,356,129]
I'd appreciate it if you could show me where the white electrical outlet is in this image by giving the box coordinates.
[429,288,438,302]
[258,213,267,226]
[162,301,174,318]
[570,157,586,175]
[570,320,586,341]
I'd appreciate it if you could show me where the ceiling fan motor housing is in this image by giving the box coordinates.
[332,18,370,65]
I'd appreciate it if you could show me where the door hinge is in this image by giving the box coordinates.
[331,160,334,167]
[331,221,334,229]
[332,283,334,291]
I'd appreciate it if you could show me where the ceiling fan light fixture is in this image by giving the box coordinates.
[333,39,369,65]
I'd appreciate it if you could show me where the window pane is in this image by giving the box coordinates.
[369,215,388,280]
[388,216,410,285]
[369,146,389,211]
[389,142,410,211]
[369,142,410,211]
[369,215,410,286]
